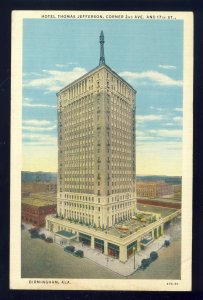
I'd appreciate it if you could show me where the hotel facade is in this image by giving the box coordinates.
[46,32,165,262]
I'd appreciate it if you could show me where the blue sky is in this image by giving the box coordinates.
[22,19,183,175]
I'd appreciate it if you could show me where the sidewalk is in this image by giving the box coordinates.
[24,223,172,277]
[70,235,170,276]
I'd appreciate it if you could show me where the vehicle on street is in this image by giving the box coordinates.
[29,227,39,234]
[73,250,84,258]
[150,251,158,261]
[39,233,46,240]
[64,245,75,253]
[30,228,40,239]
[45,237,53,243]
[164,240,170,247]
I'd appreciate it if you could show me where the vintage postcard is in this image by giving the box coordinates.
[10,11,193,291]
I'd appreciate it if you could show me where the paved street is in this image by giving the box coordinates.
[21,217,181,279]
[21,229,122,279]
[129,239,181,279]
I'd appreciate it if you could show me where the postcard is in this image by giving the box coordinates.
[10,10,193,291]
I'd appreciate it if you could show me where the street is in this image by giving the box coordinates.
[21,217,181,279]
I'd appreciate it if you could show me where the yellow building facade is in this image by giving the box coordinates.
[56,59,136,228]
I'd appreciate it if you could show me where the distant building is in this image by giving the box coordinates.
[21,182,57,196]
[173,184,181,192]
[136,181,174,198]
[22,196,57,227]
[28,192,57,202]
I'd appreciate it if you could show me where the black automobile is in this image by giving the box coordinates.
[45,237,53,243]
[73,250,84,258]
[39,233,46,240]
[64,245,75,253]
[164,240,170,247]
[141,258,151,269]
[150,251,158,262]
[30,228,40,238]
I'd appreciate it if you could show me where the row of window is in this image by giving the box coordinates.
[61,192,134,202]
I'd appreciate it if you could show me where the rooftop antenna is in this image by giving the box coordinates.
[99,30,105,65]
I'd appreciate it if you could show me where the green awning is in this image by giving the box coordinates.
[108,242,119,251]
[95,238,104,246]
[55,230,76,239]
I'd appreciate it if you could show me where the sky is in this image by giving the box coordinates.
[22,18,183,175]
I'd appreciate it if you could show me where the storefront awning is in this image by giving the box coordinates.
[55,230,77,240]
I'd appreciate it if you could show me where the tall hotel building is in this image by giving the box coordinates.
[46,31,141,262]
[57,31,136,228]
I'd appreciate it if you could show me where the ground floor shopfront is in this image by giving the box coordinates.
[46,215,165,263]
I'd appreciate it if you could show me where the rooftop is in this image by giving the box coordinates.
[57,63,137,96]
[22,197,57,207]
[136,181,169,186]
[29,193,57,202]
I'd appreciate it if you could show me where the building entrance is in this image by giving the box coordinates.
[108,242,119,258]
[94,238,104,253]
[79,233,91,246]
[127,241,137,258]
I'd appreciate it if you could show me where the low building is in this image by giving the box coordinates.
[136,181,174,198]
[21,182,57,196]
[28,192,57,203]
[22,197,57,227]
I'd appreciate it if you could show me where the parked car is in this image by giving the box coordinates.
[141,258,151,269]
[29,227,39,234]
[64,245,75,253]
[45,237,53,243]
[39,233,46,240]
[73,250,84,258]
[30,231,40,239]
[150,251,158,261]
[164,240,170,247]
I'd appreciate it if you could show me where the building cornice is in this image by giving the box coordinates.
[56,64,137,96]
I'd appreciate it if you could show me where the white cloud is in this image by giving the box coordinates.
[23,67,87,92]
[23,125,57,132]
[149,106,163,112]
[23,141,56,146]
[119,70,182,87]
[148,129,182,138]
[137,114,163,122]
[175,107,183,112]
[23,98,57,108]
[23,119,53,126]
[136,130,146,137]
[23,102,57,108]
[158,64,177,70]
[23,133,57,146]
[136,136,155,141]
[55,62,77,68]
[137,140,181,148]
[55,64,67,67]
[173,116,183,123]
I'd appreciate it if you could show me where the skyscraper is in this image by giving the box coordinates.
[57,31,136,228]
[46,31,142,262]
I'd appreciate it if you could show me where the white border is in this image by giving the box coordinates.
[10,10,193,291]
